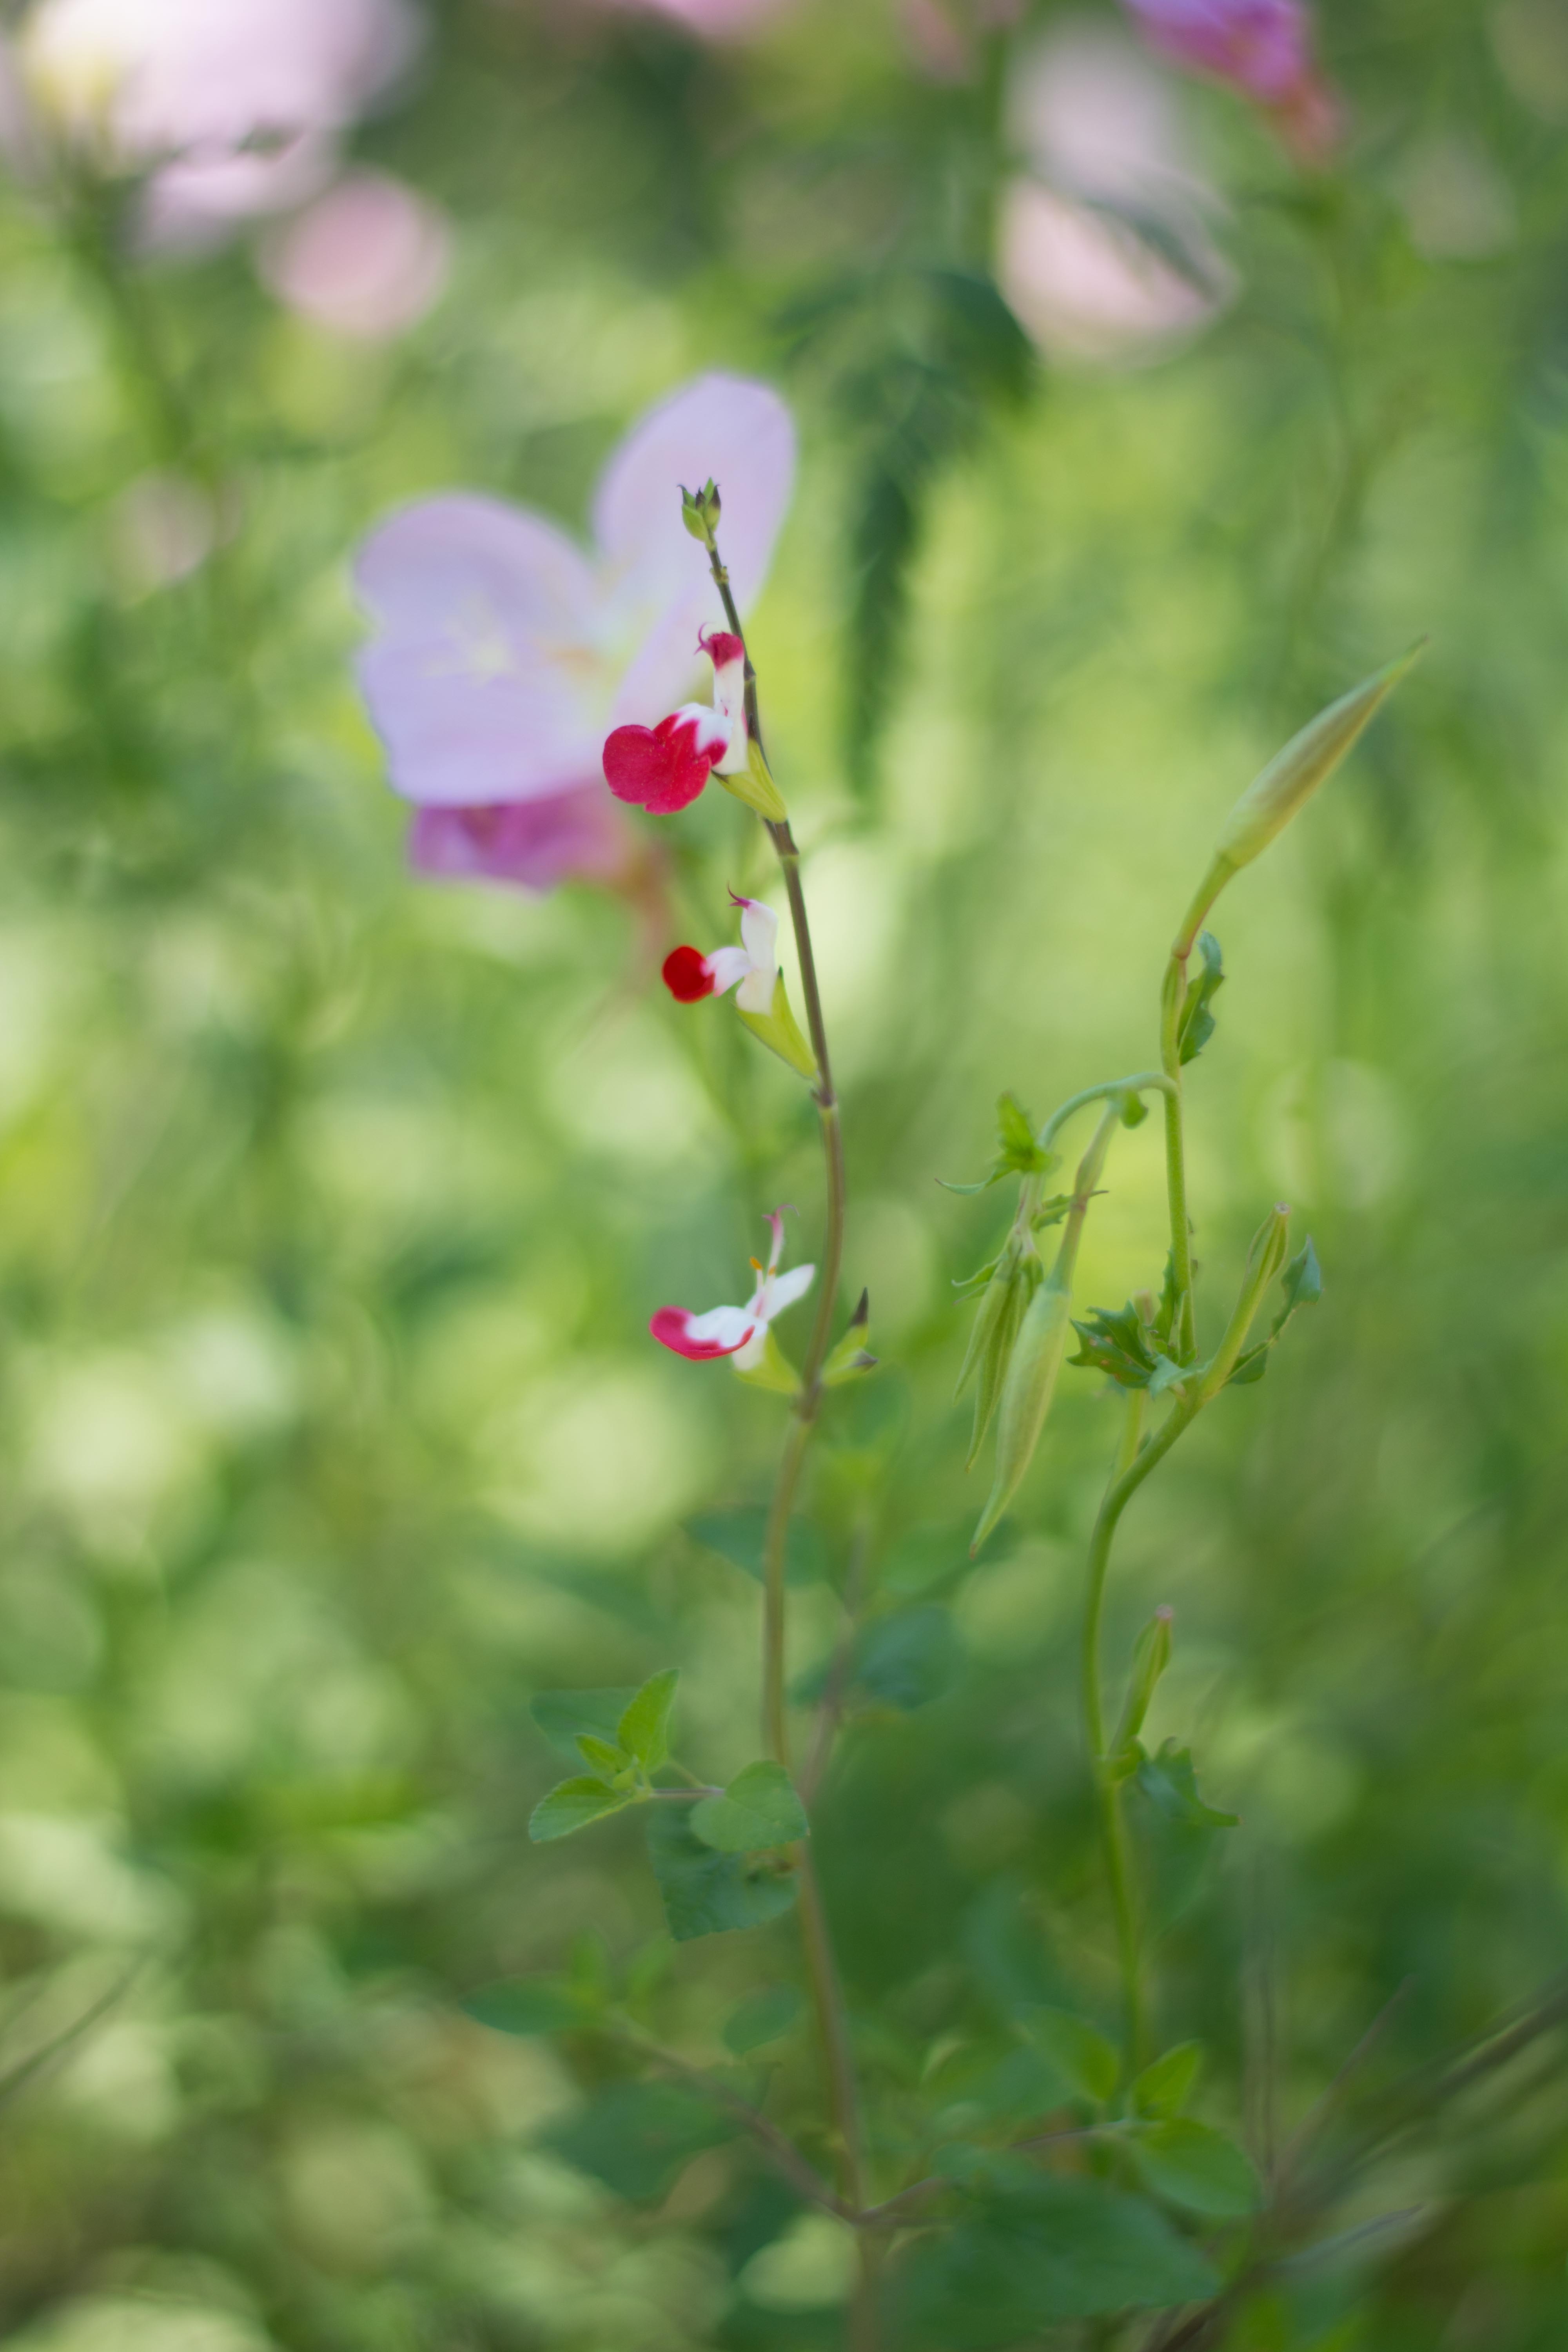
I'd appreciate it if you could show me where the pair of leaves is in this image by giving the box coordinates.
[1070,1300,1185,1396]
[941,1093,1056,1196]
[1227,1238,1324,1387]
[528,1669,680,1843]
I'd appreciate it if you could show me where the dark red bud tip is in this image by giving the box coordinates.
[698,628,746,668]
[662,946,713,1003]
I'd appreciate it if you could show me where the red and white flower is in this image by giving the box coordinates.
[651,1210,814,1368]
[662,892,778,1012]
[602,628,748,815]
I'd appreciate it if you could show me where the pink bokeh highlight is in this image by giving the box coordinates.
[259,169,450,340]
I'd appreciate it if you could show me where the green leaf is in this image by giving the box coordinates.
[528,1777,633,1843]
[546,2081,733,2203]
[617,1668,679,1770]
[1136,1741,1239,1831]
[1133,2042,1203,2119]
[941,1096,1054,1194]
[722,1984,804,2056]
[898,2176,1220,2342]
[691,1760,808,1853]
[1127,2119,1261,2219]
[646,1804,799,1942]
[1024,2006,1120,2104]
[1070,1300,1159,1390]
[1273,1237,1323,1334]
[575,1733,630,1778]
[531,1687,639,1760]
[686,1507,828,1587]
[966,1261,1030,1470]
[462,1976,591,2037]
[1178,931,1225,1067]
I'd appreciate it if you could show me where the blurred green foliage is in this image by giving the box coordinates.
[1,0,1567,2345]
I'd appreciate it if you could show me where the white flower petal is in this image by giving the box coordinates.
[760,1262,815,1322]
[704,946,751,996]
[735,965,775,1015]
[738,897,778,974]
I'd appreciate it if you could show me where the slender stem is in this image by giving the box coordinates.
[1082,1397,1198,2071]
[761,1413,811,1765]
[797,1853,869,2207]
[1160,955,1198,1363]
[704,532,871,2298]
[614,2020,853,2221]
[1037,1072,1174,1156]
[1054,1104,1122,1292]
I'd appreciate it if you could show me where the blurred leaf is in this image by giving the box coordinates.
[1133,2042,1203,2120]
[618,1668,680,1770]
[723,1984,804,2056]
[687,1507,828,1586]
[1136,1742,1239,1832]
[529,1777,633,1843]
[576,1733,631,1777]
[546,2080,734,2203]
[532,1688,640,1760]
[1178,932,1225,1067]
[1024,2006,1120,2104]
[691,1761,808,1853]
[796,1606,962,1713]
[646,1805,799,1942]
[463,1976,592,2036]
[898,2176,1219,2341]
[1127,2118,1261,2219]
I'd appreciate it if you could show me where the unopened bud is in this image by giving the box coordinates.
[1175,643,1425,956]
[679,478,722,546]
[1201,1204,1291,1401]
[972,1274,1073,1553]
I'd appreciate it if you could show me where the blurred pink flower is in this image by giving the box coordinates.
[998,23,1234,366]
[1120,0,1338,157]
[16,0,423,246]
[598,0,785,39]
[259,169,449,340]
[353,372,795,895]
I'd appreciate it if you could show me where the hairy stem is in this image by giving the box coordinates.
[1082,1396,1197,2071]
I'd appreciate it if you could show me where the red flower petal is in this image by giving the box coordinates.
[698,628,746,669]
[603,716,714,814]
[662,945,714,1003]
[649,1307,753,1360]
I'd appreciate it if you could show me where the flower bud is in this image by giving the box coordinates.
[679,479,722,546]
[1200,1203,1291,1401]
[1215,643,1425,874]
[972,1273,1073,1553]
[957,1250,1031,1470]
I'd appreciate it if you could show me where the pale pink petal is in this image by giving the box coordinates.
[408,790,628,893]
[703,945,752,996]
[354,495,604,806]
[597,374,795,720]
[259,168,449,340]
[997,178,1224,365]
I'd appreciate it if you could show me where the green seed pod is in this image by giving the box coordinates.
[971,1274,1073,1553]
[963,1256,1031,1471]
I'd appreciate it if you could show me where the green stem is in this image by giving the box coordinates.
[1036,1072,1174,1156]
[1081,1396,1197,2071]
[1159,956,1198,1363]
[705,535,869,2289]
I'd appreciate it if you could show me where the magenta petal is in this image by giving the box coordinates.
[1121,0,1310,102]
[602,722,713,814]
[408,789,628,893]
[355,494,602,806]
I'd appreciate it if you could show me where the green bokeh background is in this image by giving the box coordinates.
[0,0,1566,2344]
